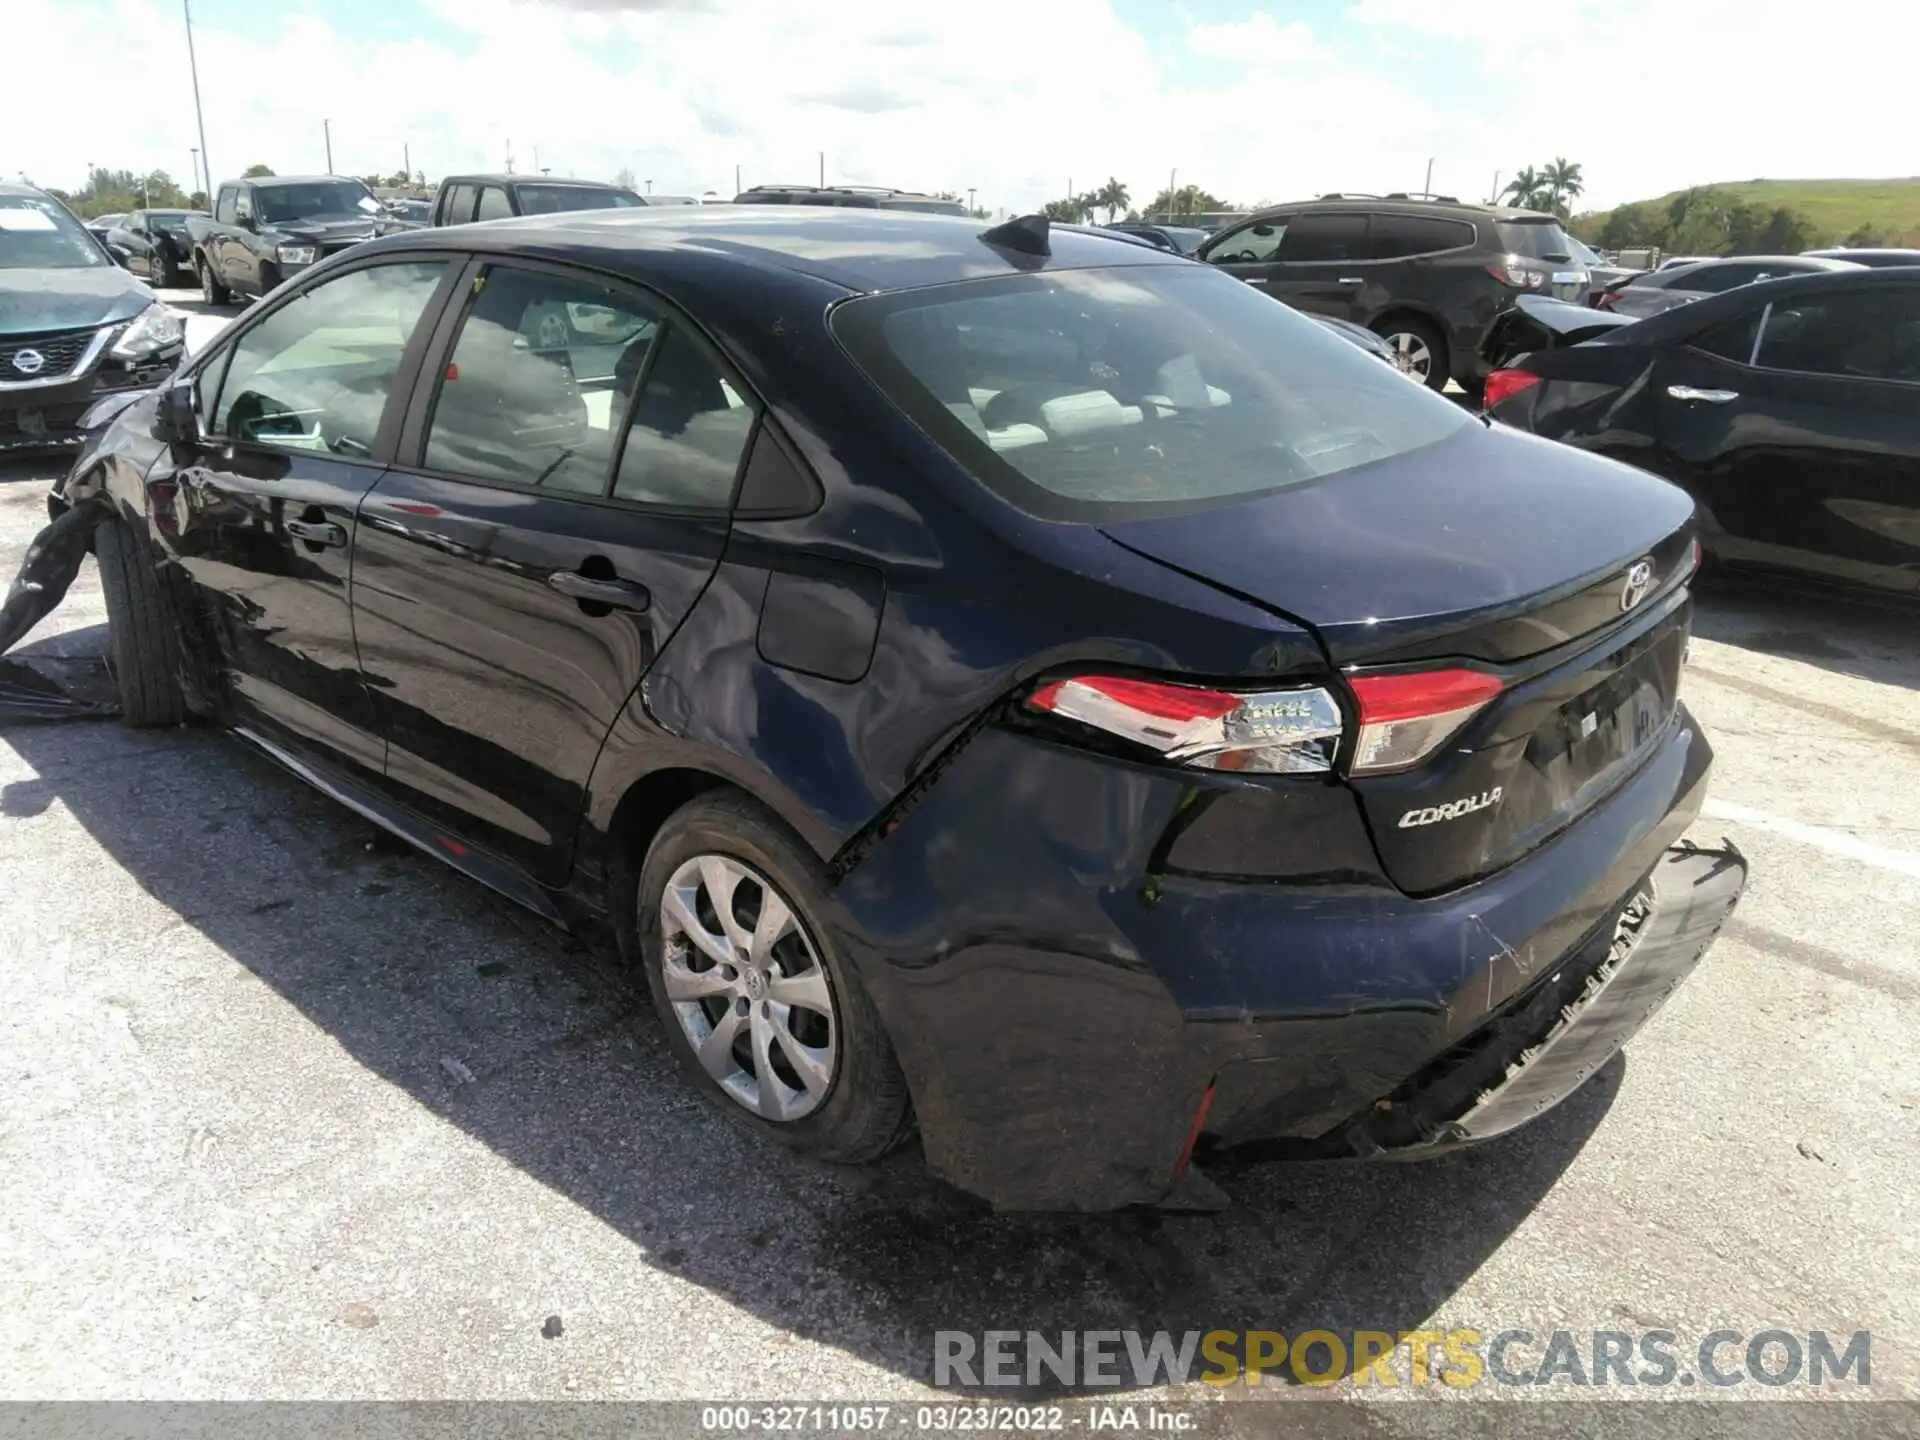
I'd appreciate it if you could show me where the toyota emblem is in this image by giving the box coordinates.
[1620,559,1656,612]
[11,348,46,377]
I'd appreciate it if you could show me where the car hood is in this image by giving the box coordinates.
[1099,420,1696,665]
[0,266,154,337]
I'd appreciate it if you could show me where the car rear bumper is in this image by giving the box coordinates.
[836,703,1731,1210]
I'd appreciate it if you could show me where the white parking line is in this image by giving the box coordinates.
[1703,797,1920,880]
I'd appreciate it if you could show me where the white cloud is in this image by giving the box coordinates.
[10,0,1917,219]
[1187,13,1321,65]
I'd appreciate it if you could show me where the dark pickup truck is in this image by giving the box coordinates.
[184,175,393,305]
[429,174,645,226]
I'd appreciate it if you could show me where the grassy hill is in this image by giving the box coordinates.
[1575,177,1920,248]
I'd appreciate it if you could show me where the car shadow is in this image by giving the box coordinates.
[2,623,1617,1395]
[1692,580,1920,694]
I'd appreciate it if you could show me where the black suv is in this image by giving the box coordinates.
[1197,193,1587,392]
[733,185,966,215]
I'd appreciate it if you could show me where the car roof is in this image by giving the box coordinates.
[367,207,1188,294]
[1612,263,1920,340]
[1239,196,1559,223]
[1683,254,1859,269]
[242,175,363,186]
[0,183,53,198]
[442,174,629,189]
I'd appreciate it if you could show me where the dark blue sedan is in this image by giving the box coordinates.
[61,207,1745,1209]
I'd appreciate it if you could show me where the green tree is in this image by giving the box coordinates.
[1845,222,1888,247]
[1664,185,1731,254]
[1501,166,1545,210]
[1596,201,1658,250]
[1542,157,1584,217]
[241,163,275,178]
[1041,194,1091,222]
[1144,183,1224,220]
[1093,177,1130,223]
[613,166,637,190]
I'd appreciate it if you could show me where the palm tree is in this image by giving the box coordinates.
[1095,177,1130,223]
[1501,166,1545,210]
[1543,157,1584,216]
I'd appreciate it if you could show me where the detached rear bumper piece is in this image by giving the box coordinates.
[1337,839,1746,1159]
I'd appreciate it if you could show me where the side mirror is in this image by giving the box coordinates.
[151,378,201,447]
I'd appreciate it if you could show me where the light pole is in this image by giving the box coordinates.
[189,148,198,202]
[323,118,333,173]
[1423,156,1434,195]
[645,179,652,194]
[967,187,976,212]
[183,0,211,200]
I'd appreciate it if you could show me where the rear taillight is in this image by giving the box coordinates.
[1486,258,1545,290]
[1347,669,1505,775]
[1027,674,1344,774]
[1482,369,1541,410]
[1594,290,1619,311]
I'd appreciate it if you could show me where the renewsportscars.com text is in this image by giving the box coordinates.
[934,1328,1872,1389]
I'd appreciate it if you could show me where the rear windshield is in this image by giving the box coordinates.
[1496,218,1574,262]
[832,265,1473,521]
[515,185,645,215]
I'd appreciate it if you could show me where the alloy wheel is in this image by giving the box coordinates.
[1385,330,1433,382]
[658,854,838,1122]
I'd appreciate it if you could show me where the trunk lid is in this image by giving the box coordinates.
[1101,422,1698,895]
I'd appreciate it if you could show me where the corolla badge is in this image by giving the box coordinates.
[1399,787,1503,828]
[1620,558,1656,612]
[11,348,46,376]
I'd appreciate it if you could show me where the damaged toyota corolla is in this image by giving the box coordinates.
[45,208,1745,1210]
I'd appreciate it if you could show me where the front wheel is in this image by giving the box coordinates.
[95,516,189,728]
[1372,316,1450,392]
[634,792,912,1163]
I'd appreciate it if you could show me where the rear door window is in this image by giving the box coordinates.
[441,184,480,224]
[1755,287,1920,382]
[1689,308,1764,364]
[1684,264,1762,294]
[1369,214,1475,260]
[1278,213,1369,262]
[422,265,660,493]
[215,187,238,224]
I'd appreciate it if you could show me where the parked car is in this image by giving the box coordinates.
[1804,247,1920,268]
[84,212,126,243]
[1564,234,1642,296]
[57,209,1743,1210]
[1197,195,1590,393]
[733,185,967,215]
[185,175,392,305]
[1595,255,1860,317]
[0,185,183,455]
[1100,222,1210,255]
[1483,268,1920,600]
[103,209,203,288]
[1656,255,1714,272]
[384,198,433,227]
[430,175,645,227]
[1480,292,1637,372]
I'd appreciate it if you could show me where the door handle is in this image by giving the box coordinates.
[1337,276,1365,285]
[548,569,651,613]
[1667,385,1739,404]
[285,517,347,547]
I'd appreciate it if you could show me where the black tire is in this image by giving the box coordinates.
[197,256,230,306]
[1371,314,1451,392]
[155,251,182,289]
[634,791,912,1164]
[94,516,188,728]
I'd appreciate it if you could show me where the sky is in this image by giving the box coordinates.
[11,0,1919,215]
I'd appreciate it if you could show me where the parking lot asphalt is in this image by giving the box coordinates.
[2,306,1916,1404]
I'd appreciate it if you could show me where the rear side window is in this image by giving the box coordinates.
[424,266,661,493]
[215,187,238,224]
[1683,264,1761,295]
[1755,288,1920,382]
[1206,218,1285,263]
[612,327,759,509]
[516,185,645,215]
[1369,214,1475,260]
[1495,219,1574,261]
[832,265,1472,521]
[1278,213,1368,262]
[1690,310,1763,364]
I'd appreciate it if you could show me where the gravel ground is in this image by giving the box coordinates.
[2,335,1915,1406]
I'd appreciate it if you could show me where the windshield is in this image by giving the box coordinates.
[1496,218,1574,262]
[1564,235,1602,265]
[0,194,107,270]
[254,182,381,224]
[833,265,1473,520]
[515,185,645,215]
